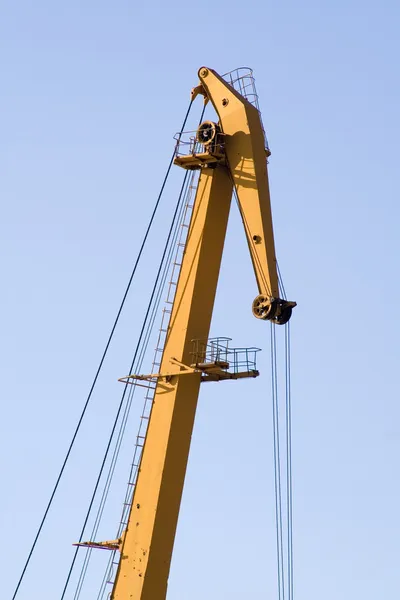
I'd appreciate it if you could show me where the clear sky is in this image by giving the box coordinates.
[1,1,400,599]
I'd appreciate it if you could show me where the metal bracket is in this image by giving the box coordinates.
[118,357,197,386]
[119,354,260,387]
[191,83,209,105]
[73,532,125,552]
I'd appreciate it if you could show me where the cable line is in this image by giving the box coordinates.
[11,99,194,600]
[270,308,294,600]
[93,172,198,600]
[60,170,191,599]
[285,321,294,600]
[72,171,195,600]
[271,322,285,600]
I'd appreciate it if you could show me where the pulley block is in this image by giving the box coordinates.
[196,121,220,146]
[252,295,296,324]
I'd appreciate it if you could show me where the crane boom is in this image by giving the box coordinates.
[80,66,295,600]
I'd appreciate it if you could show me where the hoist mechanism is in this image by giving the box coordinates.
[75,66,295,600]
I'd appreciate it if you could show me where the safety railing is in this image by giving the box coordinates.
[222,67,270,150]
[190,336,261,375]
[174,130,225,159]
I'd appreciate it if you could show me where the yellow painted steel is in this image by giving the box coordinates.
[109,66,290,600]
[198,67,279,298]
[112,166,233,599]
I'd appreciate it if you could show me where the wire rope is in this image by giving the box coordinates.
[277,261,287,300]
[60,170,191,599]
[11,98,194,600]
[72,171,194,600]
[94,171,198,600]
[271,321,285,600]
[270,290,294,600]
[198,103,206,126]
[285,321,294,600]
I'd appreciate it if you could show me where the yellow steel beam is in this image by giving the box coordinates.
[198,67,279,299]
[111,166,233,600]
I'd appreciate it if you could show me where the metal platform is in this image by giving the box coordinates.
[191,337,260,382]
[119,337,261,386]
[173,129,226,170]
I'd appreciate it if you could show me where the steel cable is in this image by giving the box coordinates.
[72,171,194,600]
[277,261,287,300]
[285,321,294,600]
[271,322,285,600]
[60,170,191,599]
[11,98,194,600]
[270,295,294,600]
[94,170,198,600]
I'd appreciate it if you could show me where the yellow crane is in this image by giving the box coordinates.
[74,66,295,600]
[11,65,295,600]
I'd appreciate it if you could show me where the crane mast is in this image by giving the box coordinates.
[79,66,295,600]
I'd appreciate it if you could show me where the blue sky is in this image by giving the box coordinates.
[1,1,400,599]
